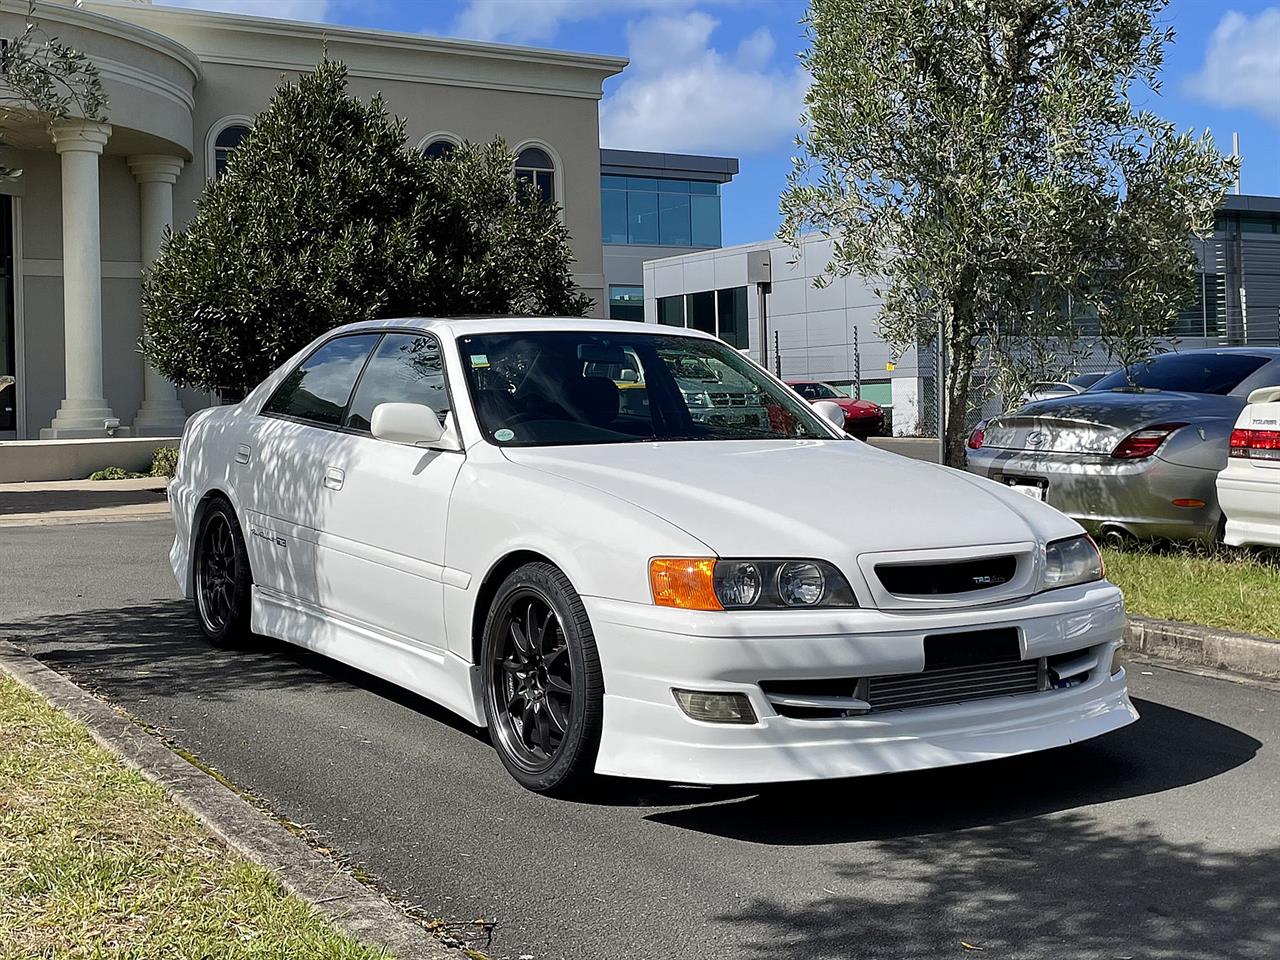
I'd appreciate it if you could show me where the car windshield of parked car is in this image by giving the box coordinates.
[793,382,842,401]
[1091,353,1270,396]
[458,331,832,445]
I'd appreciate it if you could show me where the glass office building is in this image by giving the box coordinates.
[600,150,738,326]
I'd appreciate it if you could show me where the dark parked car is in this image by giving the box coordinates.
[787,380,885,438]
[966,348,1280,543]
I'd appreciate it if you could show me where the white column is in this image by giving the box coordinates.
[128,154,188,436]
[42,121,121,438]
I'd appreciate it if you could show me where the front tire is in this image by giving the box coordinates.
[481,562,604,794]
[193,499,253,647]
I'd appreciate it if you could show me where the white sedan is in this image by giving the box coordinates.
[169,317,1137,793]
[1218,385,1280,547]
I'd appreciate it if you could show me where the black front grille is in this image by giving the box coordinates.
[876,554,1018,596]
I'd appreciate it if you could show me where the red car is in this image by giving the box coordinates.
[787,380,885,438]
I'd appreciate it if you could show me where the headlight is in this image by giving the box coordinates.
[651,557,858,610]
[1042,535,1103,590]
[683,391,709,406]
[777,561,825,605]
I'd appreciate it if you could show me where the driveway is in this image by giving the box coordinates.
[2,519,1276,960]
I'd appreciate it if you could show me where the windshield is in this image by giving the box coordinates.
[458,331,834,446]
[792,382,842,400]
[1092,353,1269,396]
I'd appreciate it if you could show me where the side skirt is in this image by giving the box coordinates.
[250,586,485,726]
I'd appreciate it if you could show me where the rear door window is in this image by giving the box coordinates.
[262,334,380,426]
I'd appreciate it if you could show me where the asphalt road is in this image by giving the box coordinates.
[2,519,1277,960]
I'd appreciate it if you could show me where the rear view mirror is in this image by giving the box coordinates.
[812,400,846,430]
[371,402,458,449]
[578,343,628,364]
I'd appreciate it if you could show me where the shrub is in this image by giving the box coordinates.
[87,467,144,481]
[150,446,179,479]
[141,58,589,395]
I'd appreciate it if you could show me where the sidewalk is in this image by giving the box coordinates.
[0,477,171,527]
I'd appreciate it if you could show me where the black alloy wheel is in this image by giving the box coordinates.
[193,499,253,646]
[482,562,603,793]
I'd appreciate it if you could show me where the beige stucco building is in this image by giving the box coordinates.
[0,0,625,440]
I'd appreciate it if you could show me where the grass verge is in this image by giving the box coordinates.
[1103,545,1280,638]
[0,675,388,959]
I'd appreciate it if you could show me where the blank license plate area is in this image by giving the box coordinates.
[924,628,1022,668]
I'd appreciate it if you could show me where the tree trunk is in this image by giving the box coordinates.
[942,304,979,468]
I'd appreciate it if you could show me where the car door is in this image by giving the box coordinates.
[240,333,381,605]
[312,331,464,650]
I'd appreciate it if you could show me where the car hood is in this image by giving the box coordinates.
[988,390,1244,454]
[835,398,881,415]
[502,440,1075,559]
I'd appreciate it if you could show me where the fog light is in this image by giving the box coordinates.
[672,689,757,724]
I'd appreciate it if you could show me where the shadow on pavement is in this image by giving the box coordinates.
[711,811,1280,959]
[0,599,486,741]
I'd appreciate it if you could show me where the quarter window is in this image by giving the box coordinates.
[262,335,380,426]
[515,147,555,204]
[345,333,450,432]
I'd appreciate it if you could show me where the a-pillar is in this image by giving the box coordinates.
[128,154,188,436]
[42,121,123,438]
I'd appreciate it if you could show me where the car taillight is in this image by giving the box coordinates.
[967,424,985,450]
[1111,423,1187,460]
[1229,428,1280,460]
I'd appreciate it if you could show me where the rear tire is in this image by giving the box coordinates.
[480,562,604,794]
[192,499,254,647]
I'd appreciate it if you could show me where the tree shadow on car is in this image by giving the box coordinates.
[639,697,1259,843]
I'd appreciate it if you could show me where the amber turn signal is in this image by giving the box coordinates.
[649,557,723,610]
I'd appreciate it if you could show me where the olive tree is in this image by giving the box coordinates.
[142,59,589,395]
[781,0,1235,463]
[0,2,107,179]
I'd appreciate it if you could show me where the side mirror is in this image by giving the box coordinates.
[619,368,639,383]
[812,400,847,431]
[370,402,458,449]
[1246,385,1280,405]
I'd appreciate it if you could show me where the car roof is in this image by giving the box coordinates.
[322,315,722,341]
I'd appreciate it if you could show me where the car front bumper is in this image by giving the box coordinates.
[585,582,1136,784]
[966,448,1221,542]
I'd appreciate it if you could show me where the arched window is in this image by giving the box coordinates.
[209,121,252,179]
[515,146,555,204]
[422,139,456,160]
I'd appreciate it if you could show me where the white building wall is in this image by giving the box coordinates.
[643,234,931,435]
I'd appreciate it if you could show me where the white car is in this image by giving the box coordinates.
[168,317,1137,794]
[1218,385,1280,547]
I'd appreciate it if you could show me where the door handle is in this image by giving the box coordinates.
[323,466,345,491]
[235,443,251,464]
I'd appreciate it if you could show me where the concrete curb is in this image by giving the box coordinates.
[0,641,460,960]
[1126,616,1280,681]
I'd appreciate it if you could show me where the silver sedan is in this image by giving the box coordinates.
[966,348,1280,544]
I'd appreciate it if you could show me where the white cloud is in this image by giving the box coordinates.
[600,12,807,155]
[158,0,337,23]
[451,0,733,46]
[1186,9,1280,123]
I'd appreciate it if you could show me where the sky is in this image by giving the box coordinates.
[167,0,1280,247]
